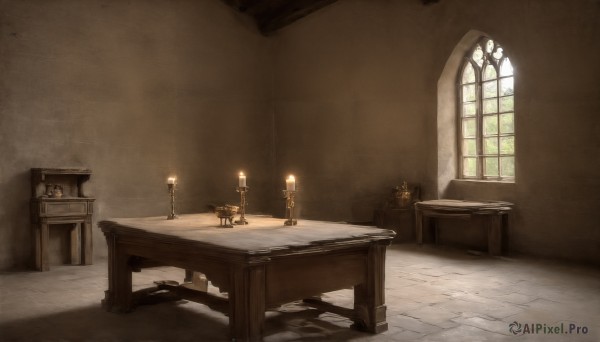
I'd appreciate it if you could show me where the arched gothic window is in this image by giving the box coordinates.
[459,37,515,180]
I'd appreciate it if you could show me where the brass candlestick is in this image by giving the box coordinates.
[167,183,178,220]
[235,186,249,225]
[282,190,298,226]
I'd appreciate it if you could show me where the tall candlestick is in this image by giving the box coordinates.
[283,188,298,226]
[239,172,246,187]
[286,175,295,191]
[235,185,249,225]
[167,176,178,220]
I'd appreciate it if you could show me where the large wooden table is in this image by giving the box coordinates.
[98,213,395,341]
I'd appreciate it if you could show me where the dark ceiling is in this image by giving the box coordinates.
[223,0,338,35]
[224,0,440,35]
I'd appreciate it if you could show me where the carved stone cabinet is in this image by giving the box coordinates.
[31,168,95,271]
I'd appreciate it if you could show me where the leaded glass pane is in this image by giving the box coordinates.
[500,77,514,96]
[463,138,476,156]
[493,47,504,60]
[500,157,515,177]
[462,118,476,138]
[484,157,499,176]
[484,137,498,154]
[500,57,513,76]
[500,96,514,112]
[483,65,497,81]
[463,158,477,177]
[500,136,515,154]
[486,40,494,53]
[462,63,475,84]
[472,45,484,67]
[483,81,497,98]
[483,98,498,114]
[462,84,476,102]
[500,113,514,134]
[483,115,498,135]
[463,102,476,117]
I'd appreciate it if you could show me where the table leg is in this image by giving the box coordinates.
[70,223,81,265]
[39,222,50,271]
[33,224,42,271]
[82,219,93,265]
[502,213,510,253]
[433,217,439,245]
[353,243,388,333]
[415,209,423,244]
[229,265,266,342]
[114,252,133,312]
[103,233,132,312]
[488,214,502,256]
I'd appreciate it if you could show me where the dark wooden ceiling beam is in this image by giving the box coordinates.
[224,0,438,35]
[223,0,338,35]
[256,0,338,35]
[224,0,272,15]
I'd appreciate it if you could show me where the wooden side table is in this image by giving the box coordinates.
[415,199,513,256]
[30,168,95,271]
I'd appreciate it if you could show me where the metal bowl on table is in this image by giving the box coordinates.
[215,204,239,228]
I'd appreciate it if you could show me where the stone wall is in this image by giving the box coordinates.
[0,0,272,269]
[271,0,600,264]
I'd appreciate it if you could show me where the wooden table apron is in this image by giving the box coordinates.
[99,214,395,341]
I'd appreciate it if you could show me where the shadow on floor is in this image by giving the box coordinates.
[0,298,372,341]
[0,300,226,341]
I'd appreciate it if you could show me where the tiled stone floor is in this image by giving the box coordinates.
[1,244,598,341]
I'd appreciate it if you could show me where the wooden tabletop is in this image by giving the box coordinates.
[99,213,395,254]
[415,199,513,211]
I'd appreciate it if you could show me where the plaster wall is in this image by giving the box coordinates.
[272,0,600,264]
[272,1,437,222]
[0,0,272,269]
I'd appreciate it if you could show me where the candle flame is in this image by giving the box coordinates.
[239,172,245,176]
[288,175,295,181]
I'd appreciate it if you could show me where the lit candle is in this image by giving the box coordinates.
[286,175,295,191]
[239,172,246,187]
[167,177,176,185]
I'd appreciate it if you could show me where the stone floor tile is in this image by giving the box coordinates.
[388,328,428,340]
[451,315,513,336]
[420,324,508,342]
[489,291,537,305]
[432,298,491,315]
[393,284,445,299]
[263,330,303,341]
[389,314,444,335]
[403,305,460,326]
[386,298,429,315]
[479,302,525,320]
[415,268,450,277]
[386,274,426,287]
